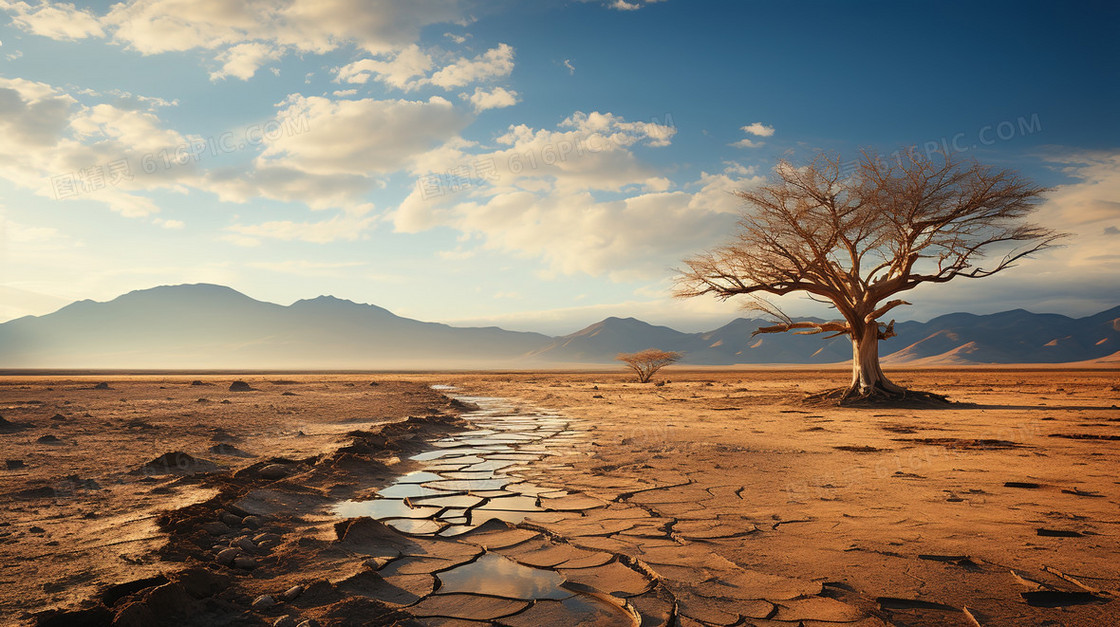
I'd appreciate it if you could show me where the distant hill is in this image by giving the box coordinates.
[0,284,1116,368]
[0,284,549,368]
[527,307,1120,366]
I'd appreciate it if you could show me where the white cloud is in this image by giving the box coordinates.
[731,138,764,149]
[4,0,466,76]
[210,42,284,81]
[334,44,433,89]
[563,59,575,75]
[0,0,104,40]
[741,122,774,137]
[1035,151,1120,268]
[461,86,519,112]
[0,76,194,217]
[393,104,758,280]
[607,0,666,10]
[257,94,471,177]
[336,43,515,92]
[732,122,774,149]
[428,43,514,89]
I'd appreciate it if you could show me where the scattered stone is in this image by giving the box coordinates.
[1020,590,1103,607]
[37,435,63,445]
[1005,481,1042,489]
[215,548,240,566]
[220,512,243,527]
[251,595,276,610]
[100,575,169,606]
[173,568,230,598]
[93,382,111,390]
[191,380,213,386]
[279,585,304,602]
[281,391,297,396]
[369,381,380,387]
[14,486,56,499]
[229,381,255,392]
[208,443,254,457]
[236,537,258,553]
[1036,528,1084,537]
[833,445,885,452]
[243,516,264,529]
[132,451,219,475]
[6,459,26,470]
[259,464,292,480]
[232,556,258,570]
[29,526,45,534]
[50,413,67,421]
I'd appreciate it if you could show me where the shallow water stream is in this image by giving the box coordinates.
[332,387,644,624]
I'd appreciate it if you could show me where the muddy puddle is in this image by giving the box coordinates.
[332,387,650,624]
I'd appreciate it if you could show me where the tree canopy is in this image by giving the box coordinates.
[676,149,1062,401]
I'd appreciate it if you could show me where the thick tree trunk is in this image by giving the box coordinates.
[848,327,904,397]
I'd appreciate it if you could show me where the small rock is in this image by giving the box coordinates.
[259,464,291,480]
[243,515,264,529]
[93,382,111,390]
[273,617,297,627]
[279,585,304,602]
[236,537,257,553]
[257,540,278,552]
[220,512,243,527]
[232,556,257,570]
[251,594,276,610]
[50,413,67,421]
[5,460,26,470]
[201,521,231,536]
[254,532,281,544]
[29,526,45,534]
[215,547,240,566]
[229,381,254,392]
[363,556,392,570]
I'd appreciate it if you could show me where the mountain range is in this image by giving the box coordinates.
[0,284,1117,368]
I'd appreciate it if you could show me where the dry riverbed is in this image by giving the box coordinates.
[1,369,1118,626]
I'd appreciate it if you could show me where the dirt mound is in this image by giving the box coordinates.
[132,452,220,475]
[36,435,63,445]
[0,416,31,432]
[208,443,254,458]
[92,382,111,390]
[228,381,255,392]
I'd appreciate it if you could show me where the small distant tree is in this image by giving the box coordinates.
[617,349,682,383]
[676,149,1063,403]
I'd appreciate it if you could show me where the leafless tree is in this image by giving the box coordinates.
[617,349,682,383]
[676,149,1062,402]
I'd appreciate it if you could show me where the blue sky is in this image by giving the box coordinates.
[1,0,1117,334]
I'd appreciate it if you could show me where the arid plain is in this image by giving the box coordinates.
[1,369,1118,626]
